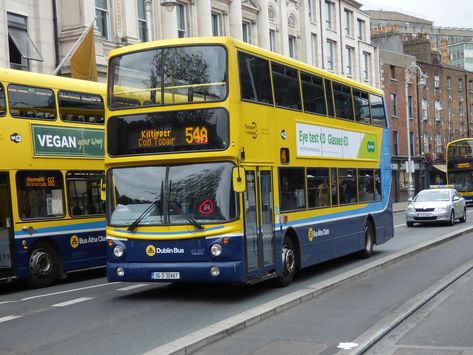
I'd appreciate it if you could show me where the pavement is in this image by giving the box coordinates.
[392,201,408,214]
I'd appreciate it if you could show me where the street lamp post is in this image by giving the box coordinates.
[405,63,427,199]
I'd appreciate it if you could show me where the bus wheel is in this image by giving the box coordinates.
[359,222,374,259]
[275,236,296,287]
[27,241,59,288]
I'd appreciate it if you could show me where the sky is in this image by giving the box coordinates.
[361,0,473,28]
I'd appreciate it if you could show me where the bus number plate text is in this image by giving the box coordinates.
[151,272,180,280]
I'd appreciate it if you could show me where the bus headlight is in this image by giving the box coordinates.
[210,266,220,277]
[113,244,125,258]
[210,243,222,257]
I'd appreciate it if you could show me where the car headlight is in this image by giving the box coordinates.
[113,244,125,258]
[210,243,222,257]
[436,207,447,212]
[406,205,415,212]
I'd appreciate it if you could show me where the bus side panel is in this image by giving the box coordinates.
[13,220,106,279]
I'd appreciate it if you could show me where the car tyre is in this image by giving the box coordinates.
[460,207,467,223]
[359,222,375,258]
[274,236,296,287]
[26,241,59,288]
[406,221,414,227]
[449,210,455,226]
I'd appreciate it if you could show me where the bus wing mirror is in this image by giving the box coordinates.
[100,178,106,201]
[232,167,246,193]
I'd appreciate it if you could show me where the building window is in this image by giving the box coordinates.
[422,98,428,120]
[389,65,396,79]
[7,13,43,70]
[447,76,451,90]
[435,100,442,121]
[177,3,188,38]
[289,35,297,59]
[357,19,365,40]
[311,33,318,66]
[423,133,429,154]
[325,1,335,30]
[436,134,442,153]
[96,0,110,39]
[391,93,397,117]
[408,95,414,118]
[308,0,317,23]
[345,46,353,76]
[269,29,277,52]
[326,40,335,71]
[212,13,222,36]
[392,131,398,155]
[434,74,440,88]
[137,0,147,42]
[242,21,252,43]
[362,52,370,81]
[410,132,415,156]
[344,9,353,36]
[459,78,463,92]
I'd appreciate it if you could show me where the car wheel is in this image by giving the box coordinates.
[449,210,455,226]
[460,207,467,223]
[275,236,296,287]
[359,222,375,258]
[26,241,59,288]
[406,221,414,227]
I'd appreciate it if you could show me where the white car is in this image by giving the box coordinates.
[406,188,466,227]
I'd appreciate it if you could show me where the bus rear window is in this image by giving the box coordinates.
[16,170,64,219]
[370,94,387,127]
[8,84,56,120]
[58,90,104,124]
[108,45,227,109]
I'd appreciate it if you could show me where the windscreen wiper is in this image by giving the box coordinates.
[170,202,204,230]
[127,199,161,232]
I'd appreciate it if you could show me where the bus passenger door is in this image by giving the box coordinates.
[0,172,14,275]
[244,168,275,280]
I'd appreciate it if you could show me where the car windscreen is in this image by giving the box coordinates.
[415,190,450,202]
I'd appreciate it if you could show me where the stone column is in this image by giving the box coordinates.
[257,0,270,49]
[160,5,178,39]
[196,0,212,36]
[229,0,243,40]
[278,0,289,56]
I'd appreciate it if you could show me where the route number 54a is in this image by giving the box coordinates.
[185,126,208,144]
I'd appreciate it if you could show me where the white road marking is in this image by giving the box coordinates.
[0,315,22,323]
[116,283,149,291]
[19,282,121,302]
[51,297,93,308]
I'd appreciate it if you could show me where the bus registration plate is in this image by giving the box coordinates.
[151,272,180,280]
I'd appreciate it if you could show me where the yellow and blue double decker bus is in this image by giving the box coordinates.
[0,68,106,287]
[105,37,394,286]
[446,138,473,204]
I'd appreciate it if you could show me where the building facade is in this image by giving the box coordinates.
[1,0,379,87]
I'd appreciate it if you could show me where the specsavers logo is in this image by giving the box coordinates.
[146,245,156,256]
[70,235,79,249]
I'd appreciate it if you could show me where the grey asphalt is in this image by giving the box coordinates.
[146,201,473,355]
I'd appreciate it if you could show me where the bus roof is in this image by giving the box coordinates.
[0,67,105,95]
[107,36,383,96]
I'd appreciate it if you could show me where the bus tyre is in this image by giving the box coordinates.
[460,208,467,223]
[359,222,374,259]
[26,241,59,288]
[275,236,296,287]
[449,210,455,226]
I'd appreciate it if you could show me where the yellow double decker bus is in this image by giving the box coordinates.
[0,68,106,287]
[446,138,473,204]
[105,37,393,286]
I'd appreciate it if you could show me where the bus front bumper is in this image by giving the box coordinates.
[106,261,246,283]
